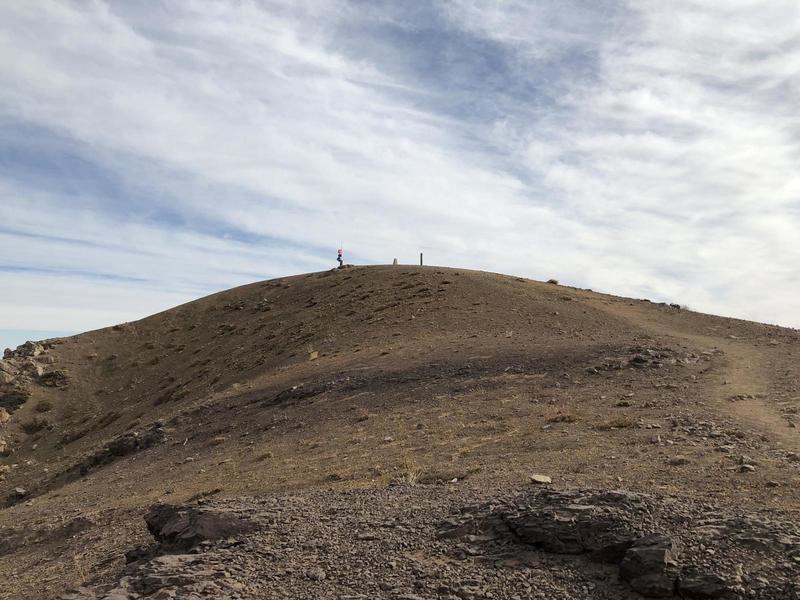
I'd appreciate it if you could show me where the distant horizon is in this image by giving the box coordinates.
[2,2,799,337]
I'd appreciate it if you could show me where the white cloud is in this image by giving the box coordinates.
[0,0,798,333]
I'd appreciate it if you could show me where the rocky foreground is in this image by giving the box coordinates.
[56,485,799,600]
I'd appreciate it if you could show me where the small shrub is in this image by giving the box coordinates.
[547,278,559,285]
[547,412,577,424]
[21,416,51,434]
[393,458,421,485]
[34,400,53,413]
[595,416,636,430]
[39,370,69,387]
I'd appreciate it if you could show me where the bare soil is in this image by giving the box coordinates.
[1,266,798,598]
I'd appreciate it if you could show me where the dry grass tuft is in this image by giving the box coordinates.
[595,416,636,430]
[547,412,577,424]
[393,457,421,485]
[21,416,51,434]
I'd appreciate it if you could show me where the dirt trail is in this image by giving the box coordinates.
[595,296,798,452]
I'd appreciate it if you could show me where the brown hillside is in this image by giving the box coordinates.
[1,266,799,599]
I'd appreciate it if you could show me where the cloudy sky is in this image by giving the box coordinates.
[1,1,799,349]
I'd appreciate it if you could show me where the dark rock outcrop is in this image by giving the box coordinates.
[84,422,166,469]
[678,567,730,598]
[38,369,70,387]
[145,504,257,551]
[619,534,678,597]
[501,489,649,562]
[439,488,799,598]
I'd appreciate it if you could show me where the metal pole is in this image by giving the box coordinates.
[420,252,423,266]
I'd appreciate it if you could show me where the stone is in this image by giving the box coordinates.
[668,456,690,466]
[502,490,642,561]
[108,433,139,457]
[529,474,552,484]
[678,568,729,598]
[15,341,45,357]
[307,567,327,581]
[57,587,100,600]
[738,464,755,473]
[39,370,69,388]
[13,487,28,498]
[0,408,10,425]
[145,504,258,551]
[136,426,166,449]
[77,423,167,476]
[619,534,678,597]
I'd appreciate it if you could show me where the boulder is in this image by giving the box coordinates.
[136,424,166,449]
[0,408,9,425]
[678,567,730,598]
[15,341,45,357]
[529,474,552,484]
[78,423,167,474]
[502,490,645,562]
[0,361,18,385]
[619,534,678,597]
[39,370,69,387]
[57,587,100,600]
[107,433,139,457]
[145,504,258,551]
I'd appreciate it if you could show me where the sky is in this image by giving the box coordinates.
[1,1,799,350]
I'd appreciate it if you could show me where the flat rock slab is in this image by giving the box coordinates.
[145,504,258,551]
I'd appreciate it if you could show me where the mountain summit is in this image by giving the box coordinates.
[2,266,798,598]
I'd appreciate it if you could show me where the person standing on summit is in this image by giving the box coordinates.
[337,247,343,267]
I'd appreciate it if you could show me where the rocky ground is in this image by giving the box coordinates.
[57,485,799,599]
[1,266,799,598]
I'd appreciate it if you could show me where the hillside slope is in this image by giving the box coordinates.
[1,266,799,599]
